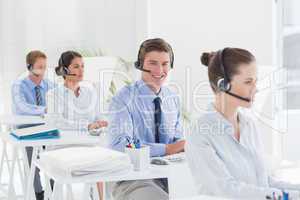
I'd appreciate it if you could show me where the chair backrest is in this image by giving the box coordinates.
[83,56,121,115]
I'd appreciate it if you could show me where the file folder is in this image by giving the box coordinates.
[10,125,60,140]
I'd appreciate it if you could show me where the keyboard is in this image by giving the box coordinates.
[163,152,185,162]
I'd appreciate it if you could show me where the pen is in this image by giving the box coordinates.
[273,192,276,200]
[135,139,141,149]
[278,195,282,200]
[283,191,289,200]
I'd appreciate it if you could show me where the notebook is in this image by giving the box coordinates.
[10,125,60,140]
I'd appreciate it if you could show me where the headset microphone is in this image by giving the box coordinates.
[62,67,76,76]
[66,73,76,76]
[55,66,77,76]
[225,91,251,102]
[27,64,40,77]
[135,65,151,73]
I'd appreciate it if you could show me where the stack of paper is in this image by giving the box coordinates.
[10,125,59,140]
[39,146,132,177]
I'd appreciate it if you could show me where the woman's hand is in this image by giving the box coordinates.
[88,122,99,130]
[96,120,108,128]
[88,120,108,130]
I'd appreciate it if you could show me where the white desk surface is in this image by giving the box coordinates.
[0,130,105,147]
[0,115,45,125]
[35,160,169,183]
[172,196,232,200]
[0,114,268,200]
[34,159,230,200]
[273,167,300,187]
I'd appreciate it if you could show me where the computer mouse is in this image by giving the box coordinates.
[88,127,105,136]
[151,158,169,165]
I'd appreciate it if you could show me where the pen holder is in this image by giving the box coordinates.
[125,145,150,171]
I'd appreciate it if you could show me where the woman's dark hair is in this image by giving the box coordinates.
[200,48,255,93]
[55,51,82,78]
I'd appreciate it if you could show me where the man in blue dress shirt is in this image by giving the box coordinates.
[11,50,54,200]
[108,38,185,200]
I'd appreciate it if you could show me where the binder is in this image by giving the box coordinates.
[10,125,60,140]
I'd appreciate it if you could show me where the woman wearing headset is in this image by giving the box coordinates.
[186,48,299,199]
[46,51,107,199]
[47,51,108,131]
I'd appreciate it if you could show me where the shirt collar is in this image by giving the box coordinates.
[207,103,248,139]
[136,79,165,102]
[25,77,46,90]
[62,84,82,97]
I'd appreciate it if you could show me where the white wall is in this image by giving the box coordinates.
[0,0,277,153]
[148,0,274,110]
[0,0,28,114]
[0,0,138,114]
[147,0,275,153]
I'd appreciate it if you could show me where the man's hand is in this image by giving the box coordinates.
[166,140,185,155]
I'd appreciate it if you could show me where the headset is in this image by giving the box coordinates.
[216,48,251,102]
[27,63,33,71]
[134,38,174,73]
[56,52,76,76]
[27,63,41,77]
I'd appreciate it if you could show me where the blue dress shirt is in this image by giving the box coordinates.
[107,79,183,157]
[11,77,54,115]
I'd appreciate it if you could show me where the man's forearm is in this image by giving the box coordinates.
[166,140,185,155]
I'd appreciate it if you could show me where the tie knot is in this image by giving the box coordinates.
[35,85,41,90]
[153,97,161,104]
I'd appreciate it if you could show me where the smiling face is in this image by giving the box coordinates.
[31,57,47,77]
[141,51,171,93]
[228,61,257,108]
[65,57,84,82]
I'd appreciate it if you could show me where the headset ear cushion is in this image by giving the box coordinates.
[170,50,174,69]
[27,64,32,71]
[217,78,231,92]
[134,61,140,69]
[63,67,69,75]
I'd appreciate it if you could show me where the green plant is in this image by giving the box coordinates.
[76,48,105,57]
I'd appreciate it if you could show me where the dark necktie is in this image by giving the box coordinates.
[35,85,42,106]
[153,97,162,143]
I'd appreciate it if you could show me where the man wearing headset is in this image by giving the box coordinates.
[107,38,185,200]
[11,50,54,200]
[12,50,53,115]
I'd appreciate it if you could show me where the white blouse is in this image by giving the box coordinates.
[186,104,299,199]
[46,83,103,131]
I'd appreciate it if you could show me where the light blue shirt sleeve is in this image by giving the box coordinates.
[107,91,166,157]
[143,142,166,157]
[107,80,183,157]
[11,81,46,115]
[107,94,134,152]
